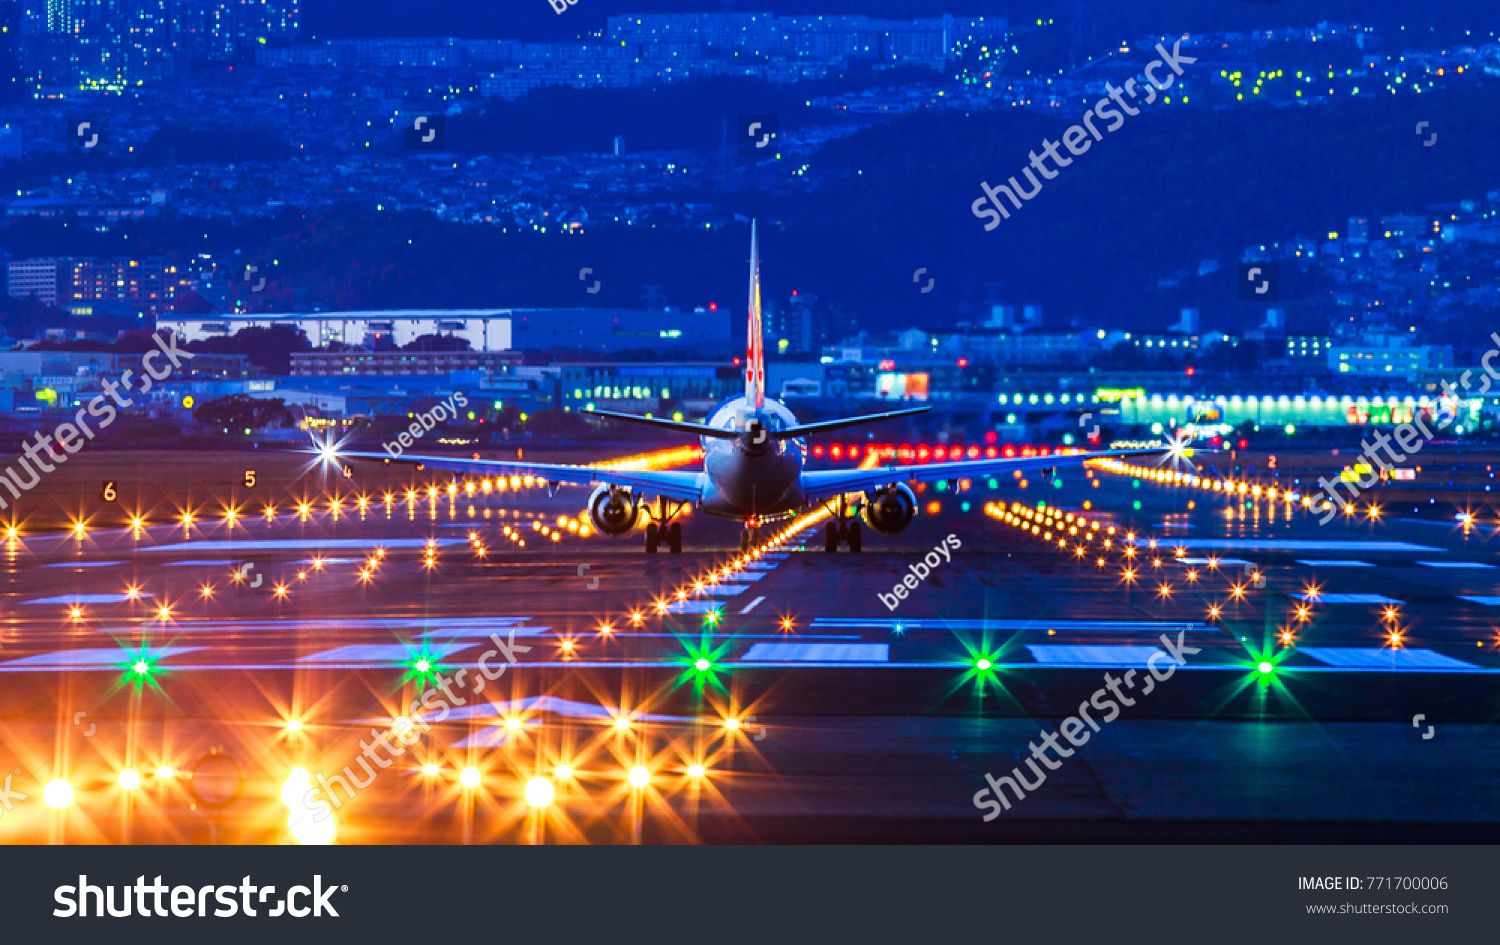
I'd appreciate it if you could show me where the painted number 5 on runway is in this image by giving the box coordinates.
[243,470,257,488]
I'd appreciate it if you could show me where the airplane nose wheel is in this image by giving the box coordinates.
[644,499,685,554]
[824,518,862,552]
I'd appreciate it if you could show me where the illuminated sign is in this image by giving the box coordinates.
[1095,388,1144,402]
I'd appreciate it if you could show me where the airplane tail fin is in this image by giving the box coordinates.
[745,219,765,410]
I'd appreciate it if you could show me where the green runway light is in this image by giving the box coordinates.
[704,609,722,627]
[1258,661,1274,674]
[976,658,992,671]
[413,658,431,673]
[131,659,151,676]
[694,657,712,672]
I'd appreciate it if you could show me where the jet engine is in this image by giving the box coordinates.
[588,484,640,536]
[862,483,917,535]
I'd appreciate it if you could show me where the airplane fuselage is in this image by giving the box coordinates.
[698,395,807,520]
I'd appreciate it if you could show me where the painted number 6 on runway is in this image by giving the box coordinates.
[100,481,117,501]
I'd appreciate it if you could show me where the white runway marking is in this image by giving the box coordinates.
[1299,647,1480,671]
[1295,559,1375,568]
[739,596,765,613]
[24,592,154,605]
[141,538,467,553]
[39,561,125,569]
[741,642,889,662]
[1024,644,1167,667]
[1417,561,1496,569]
[297,642,472,663]
[1292,593,1404,604]
[1458,595,1500,606]
[1162,540,1442,552]
[0,646,204,669]
[1179,557,1253,567]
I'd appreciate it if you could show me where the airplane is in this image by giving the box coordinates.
[327,222,1179,553]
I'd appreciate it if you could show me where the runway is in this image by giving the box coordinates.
[2,460,1499,843]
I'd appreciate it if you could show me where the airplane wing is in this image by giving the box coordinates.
[800,448,1171,502]
[337,450,705,502]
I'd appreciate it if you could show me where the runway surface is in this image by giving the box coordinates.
[2,460,1499,843]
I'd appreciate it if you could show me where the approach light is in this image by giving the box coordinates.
[43,779,75,810]
[279,767,311,807]
[285,719,302,733]
[505,718,522,732]
[422,764,439,777]
[627,765,650,788]
[525,776,554,808]
[70,606,82,619]
[687,764,706,778]
[116,768,141,791]
[614,717,631,731]
[724,718,740,731]
[459,766,481,789]
[155,765,175,780]
[554,764,573,780]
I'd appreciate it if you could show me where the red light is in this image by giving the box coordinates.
[848,445,860,457]
[967,445,980,459]
[1039,447,1052,457]
[985,446,998,458]
[1210,435,1222,447]
[878,359,895,371]
[733,357,741,365]
[791,290,798,296]
[897,445,914,461]
[1237,438,1248,449]
[812,445,825,457]
[957,358,969,368]
[709,302,717,311]
[1021,446,1036,458]
[984,430,997,444]
[1185,366,1195,376]
[830,445,843,459]
[916,446,931,462]
[1002,446,1017,458]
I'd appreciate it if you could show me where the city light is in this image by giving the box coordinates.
[43,779,75,810]
[525,777,555,807]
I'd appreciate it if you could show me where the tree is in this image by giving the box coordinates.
[193,394,293,431]
[401,333,471,352]
[187,325,311,374]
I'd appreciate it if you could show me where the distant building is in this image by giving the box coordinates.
[159,310,515,352]
[1285,335,1331,360]
[291,350,522,377]
[161,307,731,355]
[7,258,61,306]
[1330,344,1452,381]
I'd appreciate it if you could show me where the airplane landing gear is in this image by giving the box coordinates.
[645,498,686,554]
[823,498,863,552]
